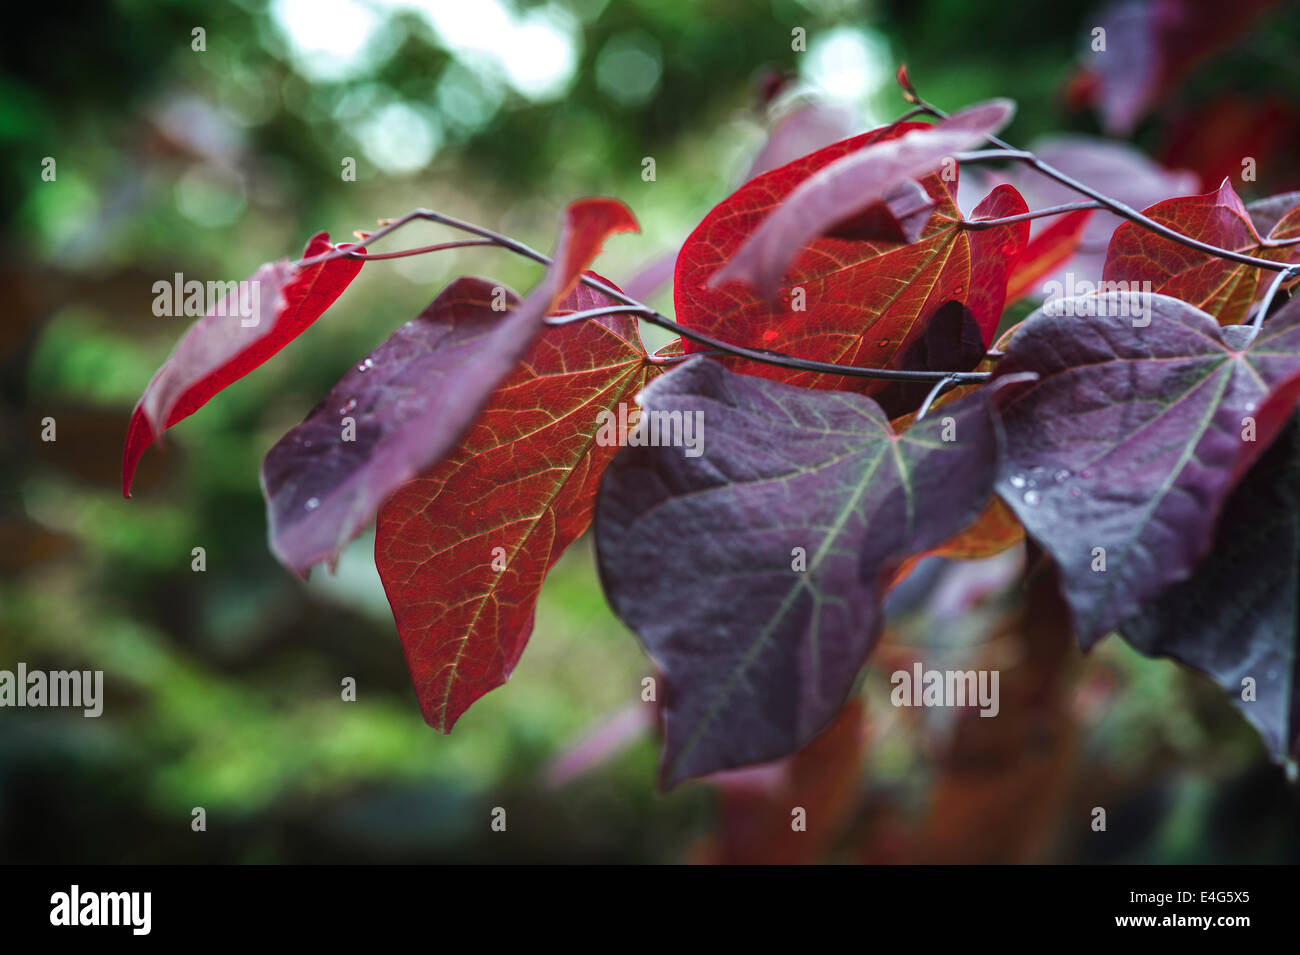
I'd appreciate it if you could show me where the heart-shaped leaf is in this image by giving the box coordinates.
[595,358,1017,785]
[675,121,1029,393]
[710,100,1015,298]
[1103,180,1300,324]
[992,291,1300,648]
[375,277,667,732]
[122,233,364,496]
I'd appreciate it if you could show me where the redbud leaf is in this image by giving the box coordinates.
[676,119,1028,393]
[595,358,1016,785]
[710,100,1014,299]
[374,277,664,732]
[992,292,1300,648]
[1121,414,1300,761]
[122,233,363,496]
[1102,180,1300,324]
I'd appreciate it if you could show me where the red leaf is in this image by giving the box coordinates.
[1103,180,1300,323]
[374,278,664,732]
[675,121,1028,393]
[122,233,363,496]
[710,100,1015,299]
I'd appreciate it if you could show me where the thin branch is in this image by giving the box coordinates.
[914,374,961,421]
[547,302,993,383]
[924,102,1296,275]
[545,305,649,326]
[311,209,996,384]
[1250,264,1300,329]
[962,201,1101,230]
[346,238,497,260]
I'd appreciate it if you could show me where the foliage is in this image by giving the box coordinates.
[124,67,1300,789]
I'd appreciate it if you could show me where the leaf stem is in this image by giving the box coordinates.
[962,201,1101,230]
[932,107,1296,274]
[914,374,962,421]
[311,209,996,385]
[1250,264,1300,329]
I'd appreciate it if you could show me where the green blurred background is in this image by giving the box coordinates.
[2,0,1299,863]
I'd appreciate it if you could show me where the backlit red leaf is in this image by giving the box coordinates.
[676,122,1029,394]
[122,233,363,496]
[1103,180,1300,324]
[375,278,663,732]
[710,100,1015,299]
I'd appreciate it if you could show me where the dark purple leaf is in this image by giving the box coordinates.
[709,100,1016,299]
[595,358,1020,785]
[992,292,1300,649]
[1122,414,1300,760]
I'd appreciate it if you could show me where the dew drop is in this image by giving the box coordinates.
[1023,490,1041,506]
[1069,486,1082,498]
[1080,468,1093,479]
[356,358,374,372]
[305,497,320,511]
[1009,474,1027,488]
[1054,469,1070,483]
[340,397,357,414]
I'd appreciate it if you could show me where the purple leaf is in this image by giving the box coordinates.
[1122,414,1300,760]
[709,100,1016,299]
[594,358,1019,786]
[992,292,1300,649]
[261,198,638,576]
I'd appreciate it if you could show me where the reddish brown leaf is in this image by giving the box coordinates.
[122,233,363,496]
[711,100,1014,299]
[675,122,1029,393]
[374,278,664,732]
[1103,180,1300,324]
